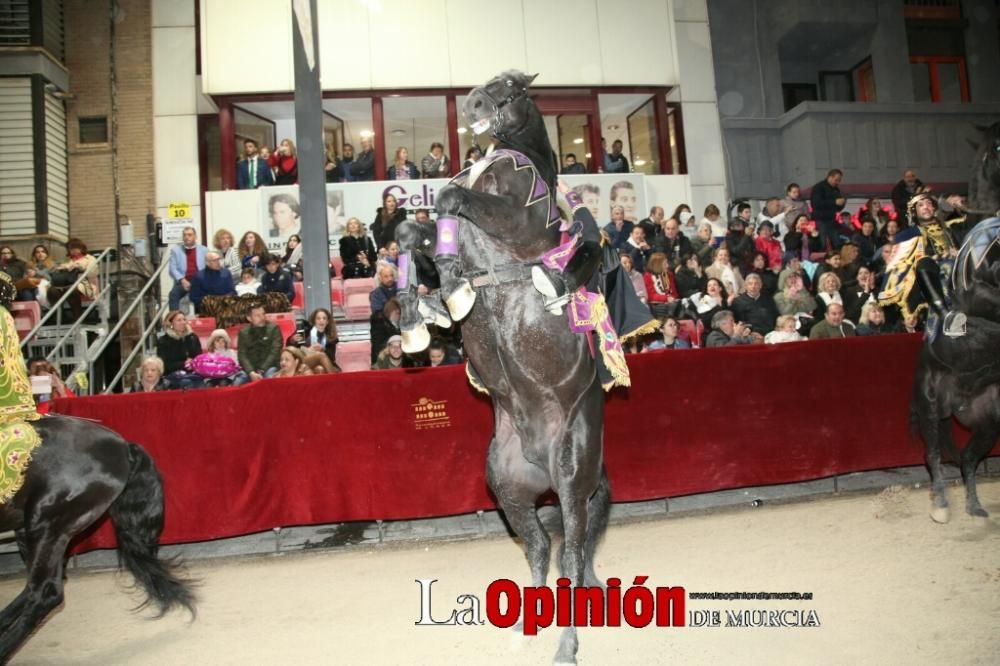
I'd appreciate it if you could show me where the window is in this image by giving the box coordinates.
[382,95,448,179]
[910,56,969,102]
[855,60,876,102]
[78,116,107,144]
[782,84,818,112]
[626,99,659,176]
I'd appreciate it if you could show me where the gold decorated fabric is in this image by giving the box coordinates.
[0,309,39,422]
[0,421,40,503]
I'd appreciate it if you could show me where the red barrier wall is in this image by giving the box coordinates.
[51,333,996,552]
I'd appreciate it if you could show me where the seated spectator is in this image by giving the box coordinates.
[702,203,726,240]
[387,146,419,180]
[856,303,892,336]
[340,217,377,278]
[0,246,33,301]
[724,213,754,270]
[812,251,843,289]
[198,329,240,387]
[370,297,401,364]
[838,242,862,289]
[620,254,647,304]
[691,221,717,267]
[383,240,401,267]
[706,247,744,297]
[190,251,236,314]
[276,347,312,378]
[814,272,843,318]
[156,310,205,390]
[370,263,398,314]
[748,251,778,296]
[282,234,303,281]
[373,334,414,369]
[428,337,461,366]
[421,142,450,179]
[46,238,98,320]
[777,255,813,292]
[877,219,900,247]
[852,219,879,264]
[809,302,855,339]
[372,194,408,251]
[603,206,634,251]
[756,197,791,239]
[235,303,282,384]
[897,312,923,334]
[774,273,818,320]
[691,277,731,330]
[705,310,753,347]
[286,307,339,374]
[258,254,295,303]
[643,252,680,318]
[731,273,778,336]
[842,265,877,324]
[783,214,825,262]
[645,317,691,350]
[213,229,243,280]
[239,231,267,271]
[652,216,692,269]
[27,357,74,409]
[561,152,587,174]
[674,254,707,298]
[780,183,809,225]
[236,268,261,296]
[859,197,891,232]
[764,315,805,344]
[135,356,167,393]
[624,226,652,273]
[870,242,896,283]
[754,220,782,270]
[464,145,482,169]
[27,244,55,281]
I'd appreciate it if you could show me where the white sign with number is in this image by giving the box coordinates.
[164,203,194,245]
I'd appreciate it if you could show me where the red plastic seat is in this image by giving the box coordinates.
[188,316,217,347]
[330,255,344,278]
[677,319,704,347]
[9,301,40,340]
[343,292,371,321]
[335,340,371,372]
[343,278,375,299]
[291,282,304,309]
[330,277,344,307]
[265,312,297,343]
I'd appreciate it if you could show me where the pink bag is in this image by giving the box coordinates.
[190,352,239,379]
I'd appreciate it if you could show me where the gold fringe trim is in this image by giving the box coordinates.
[465,362,490,396]
[619,316,660,343]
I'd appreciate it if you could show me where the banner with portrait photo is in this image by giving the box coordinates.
[560,174,647,227]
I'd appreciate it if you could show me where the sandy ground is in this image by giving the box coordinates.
[2,481,1000,666]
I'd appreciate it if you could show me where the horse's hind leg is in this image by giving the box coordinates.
[960,426,999,518]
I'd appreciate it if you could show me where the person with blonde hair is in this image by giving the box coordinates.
[267,138,298,185]
[386,146,418,180]
[276,346,312,378]
[213,228,241,279]
[339,217,376,278]
[135,356,167,393]
[764,314,805,344]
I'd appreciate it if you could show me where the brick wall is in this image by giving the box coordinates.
[64,0,153,252]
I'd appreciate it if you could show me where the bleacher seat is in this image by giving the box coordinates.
[330,255,344,278]
[343,292,371,321]
[678,319,704,347]
[335,340,371,372]
[9,301,41,340]
[291,282,304,310]
[343,277,375,299]
[189,316,217,349]
[266,312,297,343]
[330,277,344,308]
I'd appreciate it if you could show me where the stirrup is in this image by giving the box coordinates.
[531,266,569,315]
[943,311,967,338]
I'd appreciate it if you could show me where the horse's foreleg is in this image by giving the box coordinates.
[436,185,527,241]
[583,467,611,588]
[926,417,951,523]
[960,427,998,517]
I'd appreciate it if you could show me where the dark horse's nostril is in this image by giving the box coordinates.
[474,100,482,109]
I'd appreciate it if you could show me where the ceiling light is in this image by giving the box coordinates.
[607,124,620,131]
[359,130,374,138]
[573,137,584,145]
[391,129,406,136]
[457,127,467,134]
[584,153,591,158]
[634,159,647,166]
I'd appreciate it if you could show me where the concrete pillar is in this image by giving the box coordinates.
[962,0,1000,102]
[870,0,915,102]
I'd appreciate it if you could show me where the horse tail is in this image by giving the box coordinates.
[107,443,196,618]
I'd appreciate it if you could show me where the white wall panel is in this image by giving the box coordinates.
[524,0,602,85]
[673,22,715,102]
[201,0,293,94]
[645,175,692,212]
[681,101,726,187]
[597,0,675,85]
[673,0,708,22]
[318,0,372,90]
[446,0,527,85]
[368,0,451,88]
[153,27,197,116]
[690,184,727,217]
[152,0,194,27]
[154,115,201,209]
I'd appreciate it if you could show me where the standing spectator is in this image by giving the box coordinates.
[704,310,753,347]
[371,193,408,251]
[859,197,891,231]
[757,197,791,239]
[339,143,357,182]
[420,142,450,179]
[259,145,275,179]
[809,168,846,250]
[156,310,204,390]
[340,217,377,278]
[731,273,778,336]
[753,220,782,269]
[623,226,651,273]
[463,145,482,169]
[387,147,419,180]
[691,222,717,267]
[236,139,274,189]
[235,303,282,384]
[324,144,343,183]
[674,254,707,298]
[369,263,398,315]
[609,181,638,222]
[637,206,664,241]
[783,214,823,261]
[643,252,680,318]
[167,227,208,311]
[213,229,242,280]
[238,231,267,271]
[604,139,629,173]
[702,203,727,240]
[852,218,879,264]
[890,169,923,224]
[602,206,633,251]
[268,138,298,185]
[725,209,754,270]
[352,137,376,181]
[561,153,587,174]
[189,251,236,314]
[258,254,295,303]
[780,183,809,224]
[809,302,855,339]
[652,217,692,268]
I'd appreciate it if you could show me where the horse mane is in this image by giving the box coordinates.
[968,121,1000,214]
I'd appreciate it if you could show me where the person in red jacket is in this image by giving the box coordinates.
[643,252,679,318]
[754,220,783,269]
[268,138,298,185]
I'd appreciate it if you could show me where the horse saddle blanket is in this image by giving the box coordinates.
[0,420,40,504]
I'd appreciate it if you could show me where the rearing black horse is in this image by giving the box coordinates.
[397,71,610,664]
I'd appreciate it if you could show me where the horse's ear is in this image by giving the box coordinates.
[526,73,539,85]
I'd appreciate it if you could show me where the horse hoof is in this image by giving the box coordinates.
[401,323,430,354]
[967,506,989,518]
[445,283,476,321]
[507,627,532,653]
[930,507,951,523]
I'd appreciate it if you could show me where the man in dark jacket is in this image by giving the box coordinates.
[705,310,753,347]
[236,304,282,383]
[890,169,923,224]
[257,254,295,303]
[809,303,856,339]
[725,210,754,271]
[810,169,846,250]
[351,137,376,182]
[637,206,664,241]
[190,251,235,313]
[652,217,693,268]
[731,274,778,335]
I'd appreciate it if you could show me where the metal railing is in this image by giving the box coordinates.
[96,260,169,394]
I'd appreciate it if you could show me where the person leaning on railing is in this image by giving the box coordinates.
[46,238,98,320]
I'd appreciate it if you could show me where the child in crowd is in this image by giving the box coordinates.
[764,314,805,344]
[235,268,260,296]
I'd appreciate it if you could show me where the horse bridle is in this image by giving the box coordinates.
[477,80,530,141]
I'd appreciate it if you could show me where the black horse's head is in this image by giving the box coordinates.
[462,70,557,187]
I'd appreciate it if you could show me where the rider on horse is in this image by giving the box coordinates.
[879,192,967,338]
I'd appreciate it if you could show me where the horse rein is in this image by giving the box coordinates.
[478,81,529,142]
